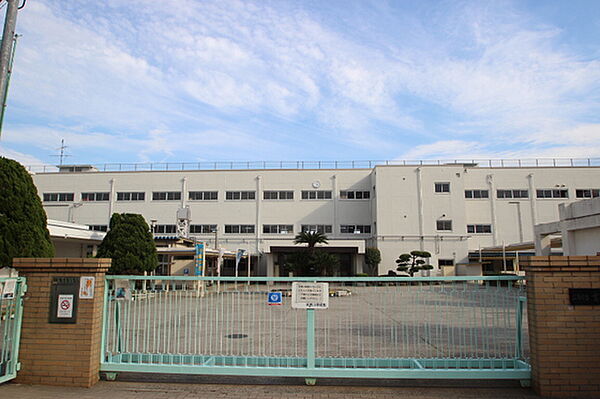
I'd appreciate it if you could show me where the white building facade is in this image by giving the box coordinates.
[30,162,600,276]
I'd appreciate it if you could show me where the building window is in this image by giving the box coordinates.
[224,224,255,234]
[576,189,600,198]
[189,191,218,201]
[263,224,294,234]
[81,192,110,202]
[497,189,528,199]
[263,191,294,200]
[340,224,371,234]
[436,220,452,231]
[43,192,74,202]
[152,191,181,201]
[87,225,108,232]
[465,189,489,199]
[190,224,217,234]
[225,191,256,200]
[438,259,454,267]
[301,224,332,234]
[301,190,332,200]
[435,182,450,193]
[339,190,370,200]
[467,224,492,234]
[536,189,568,199]
[154,224,177,234]
[116,192,145,201]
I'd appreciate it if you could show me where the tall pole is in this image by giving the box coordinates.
[0,0,19,139]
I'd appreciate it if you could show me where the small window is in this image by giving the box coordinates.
[301,224,333,234]
[340,225,371,234]
[87,225,108,232]
[438,259,454,267]
[226,191,256,200]
[154,224,177,234]
[189,191,218,201]
[436,220,452,231]
[497,189,528,199]
[435,183,450,193]
[537,189,568,199]
[43,192,74,202]
[467,224,492,234]
[116,192,145,201]
[340,190,370,200]
[224,224,255,234]
[465,189,489,199]
[576,189,600,198]
[190,224,217,234]
[301,190,332,200]
[152,191,181,201]
[263,191,294,200]
[263,224,294,234]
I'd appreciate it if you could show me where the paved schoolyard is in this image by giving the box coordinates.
[0,379,538,398]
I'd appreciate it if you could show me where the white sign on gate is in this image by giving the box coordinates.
[2,279,16,300]
[57,294,74,318]
[291,282,329,309]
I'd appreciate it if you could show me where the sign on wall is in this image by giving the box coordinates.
[79,276,95,299]
[57,294,74,318]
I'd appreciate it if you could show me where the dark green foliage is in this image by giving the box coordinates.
[365,247,381,276]
[293,231,328,248]
[0,157,54,266]
[285,249,340,277]
[395,250,433,277]
[97,213,158,274]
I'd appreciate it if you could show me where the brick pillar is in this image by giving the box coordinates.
[12,258,111,387]
[521,256,600,397]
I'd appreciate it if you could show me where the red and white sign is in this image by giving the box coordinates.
[57,294,74,318]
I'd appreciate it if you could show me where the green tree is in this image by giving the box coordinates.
[365,247,381,276]
[286,250,339,277]
[293,231,328,248]
[97,213,158,274]
[0,157,54,266]
[395,250,433,277]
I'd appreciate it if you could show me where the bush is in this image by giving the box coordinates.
[0,157,54,266]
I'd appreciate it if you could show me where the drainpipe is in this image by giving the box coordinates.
[416,167,425,250]
[527,173,537,230]
[486,174,498,246]
[332,174,337,238]
[256,175,262,266]
[181,177,188,208]
[108,178,116,224]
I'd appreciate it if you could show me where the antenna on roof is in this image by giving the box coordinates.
[50,139,71,166]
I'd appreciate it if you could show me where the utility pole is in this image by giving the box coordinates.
[0,0,20,140]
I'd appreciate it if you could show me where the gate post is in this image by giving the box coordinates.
[12,258,111,387]
[521,256,600,397]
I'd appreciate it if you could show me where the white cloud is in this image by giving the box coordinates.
[0,146,45,166]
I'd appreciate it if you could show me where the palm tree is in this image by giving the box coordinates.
[293,231,328,248]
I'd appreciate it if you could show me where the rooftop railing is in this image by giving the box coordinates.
[26,158,600,173]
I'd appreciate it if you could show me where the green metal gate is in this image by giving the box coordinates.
[100,276,530,382]
[0,277,26,384]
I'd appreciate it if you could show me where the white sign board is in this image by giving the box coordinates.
[2,279,16,300]
[79,276,95,299]
[291,282,329,309]
[57,294,74,318]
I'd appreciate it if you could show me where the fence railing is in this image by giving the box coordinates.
[101,276,530,380]
[27,158,600,173]
[0,277,26,384]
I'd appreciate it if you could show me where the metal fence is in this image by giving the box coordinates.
[27,158,600,173]
[0,277,26,384]
[101,276,530,381]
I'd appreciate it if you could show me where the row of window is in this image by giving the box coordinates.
[435,220,494,233]
[44,189,371,202]
[94,224,370,235]
[465,188,597,199]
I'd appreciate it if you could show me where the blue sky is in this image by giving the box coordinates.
[0,0,599,166]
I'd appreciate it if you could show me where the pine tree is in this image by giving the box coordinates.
[0,157,54,266]
[97,213,158,274]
